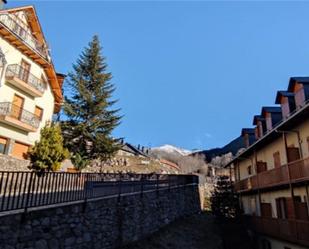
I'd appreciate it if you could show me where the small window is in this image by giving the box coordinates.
[34,106,43,120]
[0,137,7,154]
[247,165,252,175]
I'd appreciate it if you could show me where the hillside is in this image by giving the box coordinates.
[190,136,244,162]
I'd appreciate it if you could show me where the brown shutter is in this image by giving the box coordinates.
[11,142,29,159]
[256,161,267,173]
[286,197,296,219]
[287,147,301,163]
[34,106,43,120]
[273,151,281,168]
[261,203,272,217]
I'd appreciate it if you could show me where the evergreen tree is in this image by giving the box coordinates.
[62,35,121,163]
[211,175,241,219]
[29,123,69,172]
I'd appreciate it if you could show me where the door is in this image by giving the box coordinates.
[11,94,24,120]
[287,147,301,163]
[273,151,281,168]
[20,59,30,82]
[276,198,287,219]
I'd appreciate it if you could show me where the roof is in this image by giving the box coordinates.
[225,101,309,168]
[159,159,180,170]
[120,143,149,157]
[253,115,265,125]
[261,106,282,116]
[288,77,309,91]
[275,91,295,104]
[0,5,63,112]
[241,128,255,136]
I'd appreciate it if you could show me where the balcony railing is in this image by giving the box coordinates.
[245,215,309,247]
[235,158,309,192]
[0,102,40,129]
[6,64,45,94]
[0,13,48,59]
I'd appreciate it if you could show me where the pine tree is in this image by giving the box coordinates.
[29,123,69,172]
[211,175,241,219]
[62,35,121,163]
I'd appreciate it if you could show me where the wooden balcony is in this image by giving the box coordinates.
[5,64,45,97]
[0,13,50,65]
[235,158,309,192]
[0,102,40,132]
[246,215,309,247]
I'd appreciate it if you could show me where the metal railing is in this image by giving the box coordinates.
[0,172,198,212]
[6,64,45,93]
[0,102,40,129]
[0,13,48,59]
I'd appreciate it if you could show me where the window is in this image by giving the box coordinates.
[273,151,281,168]
[34,106,43,120]
[247,165,252,175]
[0,137,7,154]
[276,198,287,219]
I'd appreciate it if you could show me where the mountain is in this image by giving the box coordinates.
[190,136,245,162]
[151,145,191,157]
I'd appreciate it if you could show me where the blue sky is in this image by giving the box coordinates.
[8,1,309,150]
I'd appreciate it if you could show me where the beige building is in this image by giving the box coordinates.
[226,77,309,249]
[0,4,63,159]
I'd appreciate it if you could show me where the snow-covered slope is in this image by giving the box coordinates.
[152,144,191,156]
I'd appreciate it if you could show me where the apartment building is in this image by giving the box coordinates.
[0,4,63,159]
[225,77,309,249]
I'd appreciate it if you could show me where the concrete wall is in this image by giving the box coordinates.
[0,184,200,249]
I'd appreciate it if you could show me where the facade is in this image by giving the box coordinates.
[226,77,309,249]
[0,5,63,159]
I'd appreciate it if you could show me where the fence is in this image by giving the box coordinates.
[0,171,198,213]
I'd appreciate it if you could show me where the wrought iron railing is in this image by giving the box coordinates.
[0,172,198,212]
[6,64,45,93]
[0,13,48,59]
[0,102,40,129]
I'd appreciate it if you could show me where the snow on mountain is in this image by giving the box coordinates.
[152,144,191,156]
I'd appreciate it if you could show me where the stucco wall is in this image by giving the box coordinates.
[0,30,55,146]
[0,184,200,249]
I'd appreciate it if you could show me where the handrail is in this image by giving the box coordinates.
[0,172,198,212]
[0,13,48,59]
[0,102,40,128]
[5,64,45,93]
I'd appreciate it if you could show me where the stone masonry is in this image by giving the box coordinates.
[0,185,200,249]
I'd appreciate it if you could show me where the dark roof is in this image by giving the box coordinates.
[261,106,281,116]
[225,102,309,168]
[253,115,265,125]
[121,143,149,157]
[241,128,255,136]
[275,91,295,104]
[288,77,309,91]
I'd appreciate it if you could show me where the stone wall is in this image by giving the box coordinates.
[0,154,30,171]
[0,185,200,249]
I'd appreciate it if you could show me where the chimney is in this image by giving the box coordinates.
[275,91,296,120]
[0,0,7,10]
[261,107,282,131]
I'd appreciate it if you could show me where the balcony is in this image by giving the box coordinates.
[246,216,309,247]
[0,102,40,132]
[235,158,309,192]
[0,13,49,63]
[5,64,45,97]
